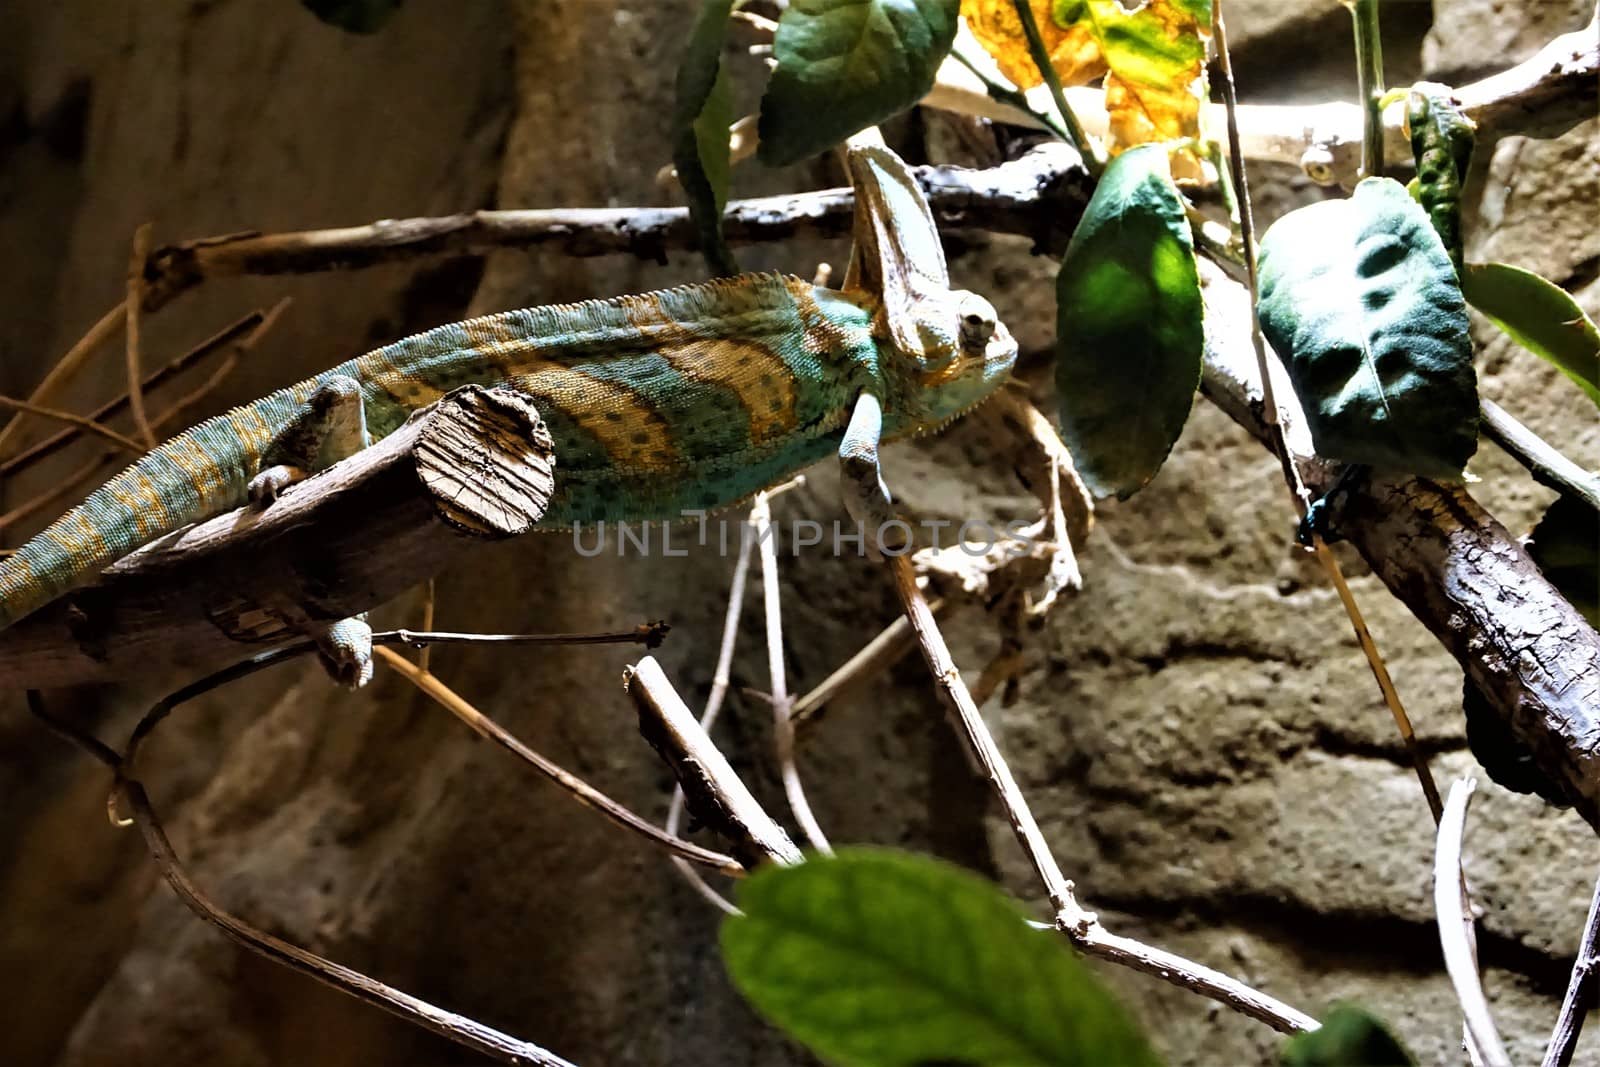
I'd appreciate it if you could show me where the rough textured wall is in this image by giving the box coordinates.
[0,1,1594,1065]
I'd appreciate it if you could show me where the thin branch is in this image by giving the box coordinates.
[949,46,1072,145]
[1480,397,1600,513]
[0,300,125,459]
[0,305,271,479]
[374,645,742,876]
[663,516,757,916]
[0,394,147,458]
[417,577,436,673]
[1434,779,1509,1067]
[1214,0,1443,824]
[752,491,831,855]
[627,655,803,870]
[1544,866,1600,1067]
[884,553,1317,1034]
[115,780,578,1066]
[125,223,158,449]
[790,607,942,731]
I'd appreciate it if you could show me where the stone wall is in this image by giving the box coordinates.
[0,1,1594,1064]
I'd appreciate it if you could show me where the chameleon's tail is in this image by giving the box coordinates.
[0,398,287,630]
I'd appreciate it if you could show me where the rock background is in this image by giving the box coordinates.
[0,1,1594,1065]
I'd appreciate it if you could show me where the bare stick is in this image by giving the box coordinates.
[664,518,758,915]
[27,662,587,1066]
[884,551,1317,1032]
[0,307,269,479]
[374,645,742,876]
[116,781,578,1066]
[1480,397,1600,513]
[0,394,147,457]
[125,223,158,449]
[627,655,803,869]
[1435,779,1509,1067]
[0,301,125,459]
[752,491,831,854]
[1214,0,1443,824]
[417,578,436,673]
[790,607,942,731]
[1544,867,1600,1067]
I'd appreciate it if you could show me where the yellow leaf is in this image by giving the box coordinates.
[961,0,1210,160]
[961,0,1105,91]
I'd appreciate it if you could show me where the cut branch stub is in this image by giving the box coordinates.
[0,385,556,689]
[415,386,556,536]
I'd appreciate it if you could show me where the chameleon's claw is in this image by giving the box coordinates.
[1296,463,1369,547]
[248,464,308,506]
[312,616,374,688]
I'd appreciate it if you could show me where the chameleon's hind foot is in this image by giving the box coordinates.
[248,464,309,505]
[312,615,374,688]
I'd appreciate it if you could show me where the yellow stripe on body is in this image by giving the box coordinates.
[465,315,680,473]
[616,297,800,448]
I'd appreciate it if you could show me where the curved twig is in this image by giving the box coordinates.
[1434,778,1510,1067]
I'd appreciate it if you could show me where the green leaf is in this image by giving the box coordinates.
[721,849,1159,1067]
[1462,262,1600,408]
[672,0,740,276]
[1281,1005,1416,1066]
[1054,144,1202,499]
[1257,177,1478,479]
[757,0,960,166]
[300,0,404,34]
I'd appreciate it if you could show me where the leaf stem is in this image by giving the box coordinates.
[949,47,1073,145]
[1349,0,1386,177]
[1008,0,1102,177]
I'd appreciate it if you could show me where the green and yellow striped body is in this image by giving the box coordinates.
[0,272,1015,630]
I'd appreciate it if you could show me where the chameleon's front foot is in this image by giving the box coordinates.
[248,464,309,505]
[311,615,375,688]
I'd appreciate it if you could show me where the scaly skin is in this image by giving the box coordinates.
[0,272,1016,631]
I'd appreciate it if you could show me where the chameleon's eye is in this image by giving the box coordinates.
[957,295,998,355]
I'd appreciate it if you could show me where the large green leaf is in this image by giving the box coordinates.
[1462,262,1600,408]
[1257,177,1478,479]
[757,0,960,166]
[1281,1005,1416,1066]
[672,0,739,277]
[722,849,1159,1067]
[1054,144,1202,499]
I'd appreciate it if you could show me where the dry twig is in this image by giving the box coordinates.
[1434,779,1509,1067]
[0,301,125,459]
[884,553,1317,1034]
[751,489,832,855]
[375,644,742,875]
[1544,867,1600,1067]
[125,223,158,448]
[0,394,147,459]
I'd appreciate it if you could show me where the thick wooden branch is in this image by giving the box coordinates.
[1199,261,1600,830]
[0,385,555,689]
